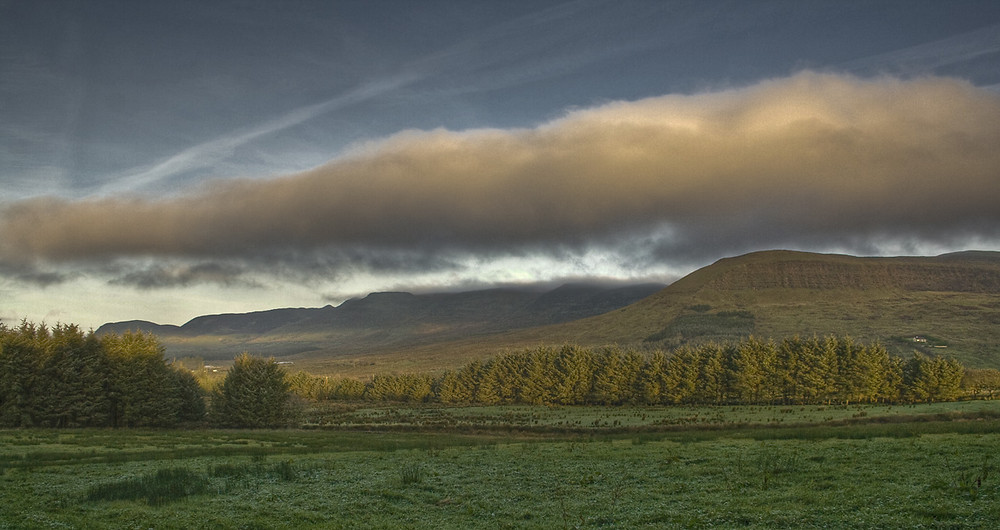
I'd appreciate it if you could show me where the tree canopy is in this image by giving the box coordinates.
[210,352,293,428]
[290,337,970,406]
[0,322,204,428]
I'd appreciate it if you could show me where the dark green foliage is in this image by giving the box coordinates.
[0,322,204,428]
[208,459,299,482]
[36,325,111,427]
[210,353,293,428]
[86,467,209,505]
[399,462,423,485]
[291,337,971,407]
[0,323,45,427]
[103,331,206,427]
[903,354,963,403]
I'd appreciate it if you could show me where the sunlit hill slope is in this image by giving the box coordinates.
[491,250,1000,369]
[100,250,1000,376]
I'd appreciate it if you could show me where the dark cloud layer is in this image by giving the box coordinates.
[107,262,257,289]
[2,73,999,280]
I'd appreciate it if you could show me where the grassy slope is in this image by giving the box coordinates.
[293,250,1000,377]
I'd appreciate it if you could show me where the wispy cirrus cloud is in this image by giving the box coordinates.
[101,73,423,196]
[841,23,1000,83]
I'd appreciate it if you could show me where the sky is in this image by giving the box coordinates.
[2,0,1000,330]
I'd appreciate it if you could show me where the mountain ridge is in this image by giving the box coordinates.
[98,250,1000,374]
[96,282,667,358]
[485,249,1000,368]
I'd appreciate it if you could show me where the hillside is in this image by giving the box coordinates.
[496,250,1000,367]
[100,250,1000,376]
[97,282,665,362]
[307,250,1000,376]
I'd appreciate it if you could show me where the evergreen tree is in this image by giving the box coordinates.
[36,325,110,427]
[776,337,805,403]
[332,377,366,400]
[102,331,197,427]
[211,353,292,428]
[931,357,964,402]
[401,373,434,402]
[962,368,1000,399]
[637,350,668,405]
[0,322,45,427]
[475,358,505,404]
[694,343,728,404]
[904,354,937,402]
[551,345,593,405]
[169,367,207,423]
[591,349,625,405]
[731,337,777,403]
[518,348,556,405]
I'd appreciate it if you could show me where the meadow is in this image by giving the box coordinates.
[2,400,998,529]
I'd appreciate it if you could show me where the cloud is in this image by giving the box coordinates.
[2,72,999,281]
[0,262,73,287]
[842,23,1000,83]
[100,73,422,195]
[107,262,257,289]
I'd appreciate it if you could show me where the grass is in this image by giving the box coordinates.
[643,309,756,345]
[300,398,1000,432]
[86,467,209,506]
[2,401,999,528]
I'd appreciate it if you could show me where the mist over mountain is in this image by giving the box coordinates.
[97,282,666,360]
[523,250,1000,368]
[98,250,1000,374]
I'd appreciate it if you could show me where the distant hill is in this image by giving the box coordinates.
[97,282,666,362]
[487,250,1000,369]
[100,250,1000,376]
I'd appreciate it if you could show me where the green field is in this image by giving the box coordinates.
[2,401,999,529]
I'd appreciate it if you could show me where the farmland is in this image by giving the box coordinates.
[2,400,998,529]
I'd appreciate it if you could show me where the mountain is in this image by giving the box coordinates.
[489,250,1000,368]
[100,250,1000,375]
[97,282,666,362]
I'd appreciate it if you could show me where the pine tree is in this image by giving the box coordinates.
[211,353,292,428]
[591,349,624,405]
[730,337,777,404]
[102,331,192,427]
[664,346,699,404]
[637,350,668,405]
[0,322,45,427]
[37,325,110,427]
[551,345,593,405]
[904,354,937,403]
[518,348,556,405]
[694,343,728,404]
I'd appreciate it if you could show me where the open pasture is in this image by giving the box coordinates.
[304,399,1000,431]
[2,401,998,529]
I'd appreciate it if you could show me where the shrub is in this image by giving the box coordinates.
[86,467,208,506]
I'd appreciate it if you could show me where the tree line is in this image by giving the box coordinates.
[291,337,976,406]
[3,321,993,429]
[0,322,204,428]
[0,322,301,428]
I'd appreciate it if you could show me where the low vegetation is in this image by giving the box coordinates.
[1,403,998,528]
